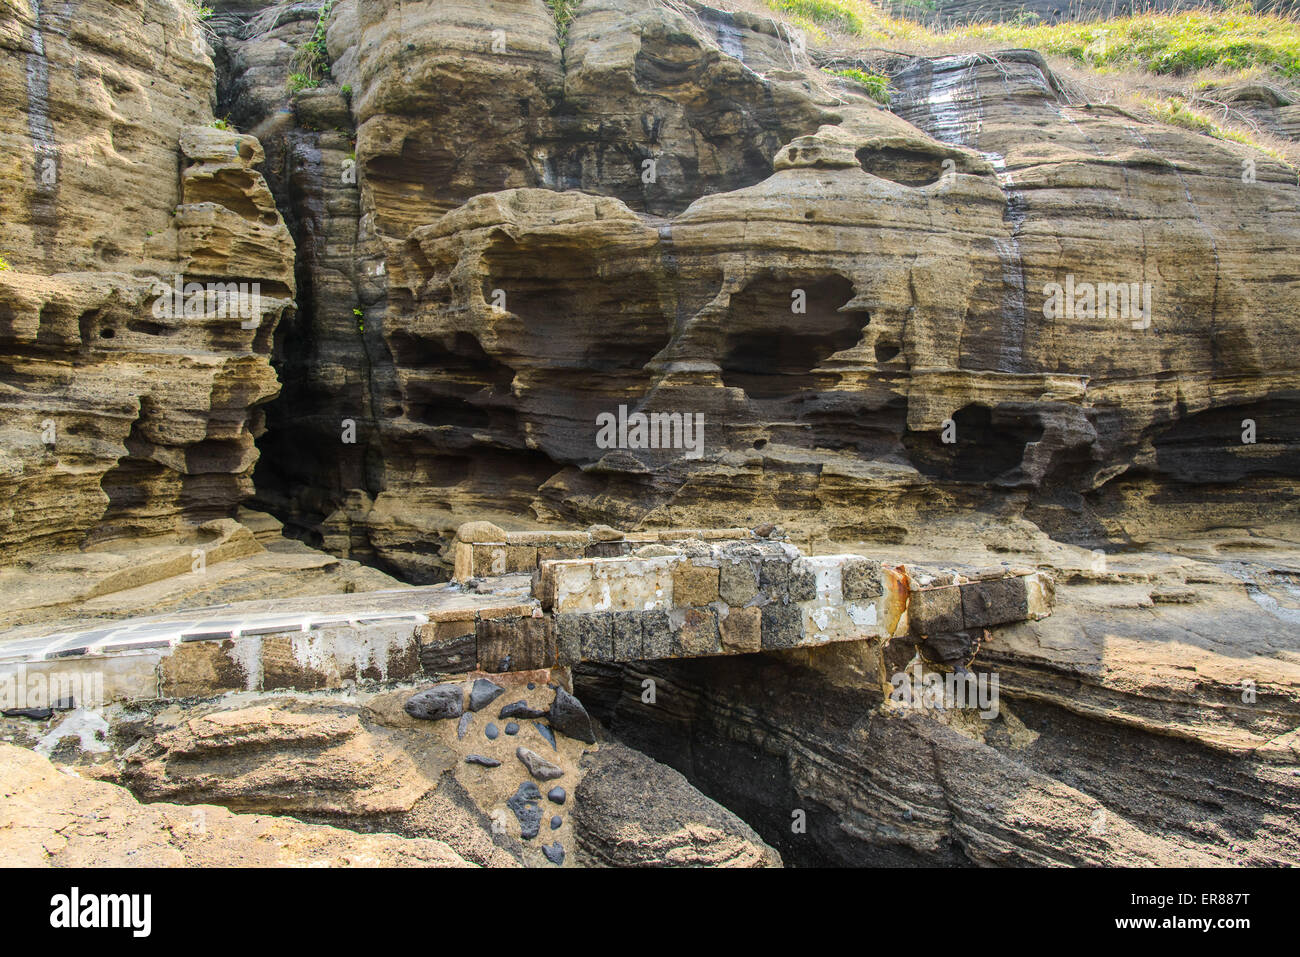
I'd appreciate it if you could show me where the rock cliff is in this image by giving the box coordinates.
[1,0,1298,869]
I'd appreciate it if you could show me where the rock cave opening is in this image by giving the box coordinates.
[719,273,870,400]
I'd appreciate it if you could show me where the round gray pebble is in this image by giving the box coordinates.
[550,815,562,830]
[505,721,520,735]
[485,723,499,740]
[547,786,566,805]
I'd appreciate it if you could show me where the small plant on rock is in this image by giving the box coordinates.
[825,67,891,104]
[289,0,337,92]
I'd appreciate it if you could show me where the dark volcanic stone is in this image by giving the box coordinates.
[610,611,644,661]
[548,786,567,805]
[555,614,583,665]
[517,746,565,781]
[543,841,566,865]
[960,577,1029,628]
[640,611,674,659]
[507,781,543,839]
[548,687,596,743]
[499,699,547,719]
[404,683,464,721]
[789,563,817,601]
[760,603,803,650]
[468,677,506,712]
[535,722,557,750]
[466,754,501,767]
[485,722,500,740]
[2,707,53,720]
[457,712,472,740]
[551,815,562,830]
[759,558,792,601]
[577,613,615,662]
[505,721,520,735]
[417,632,475,674]
[920,628,984,665]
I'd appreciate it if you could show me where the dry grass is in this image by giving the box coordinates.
[680,0,1299,167]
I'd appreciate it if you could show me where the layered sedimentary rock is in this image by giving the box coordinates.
[206,0,1300,582]
[0,0,295,561]
[2,0,1298,870]
[576,545,1300,866]
[0,742,474,867]
[1,683,782,868]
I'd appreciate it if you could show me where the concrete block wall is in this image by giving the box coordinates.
[451,525,755,582]
[528,541,910,665]
[907,567,1055,636]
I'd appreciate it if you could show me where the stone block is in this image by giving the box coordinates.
[719,605,761,653]
[641,610,674,659]
[761,603,803,650]
[672,562,720,607]
[472,544,508,578]
[759,559,792,602]
[416,622,476,675]
[719,559,759,605]
[555,614,583,666]
[960,576,1028,629]
[789,561,817,602]
[611,611,644,661]
[908,584,964,637]
[673,607,721,657]
[476,616,555,673]
[160,638,252,698]
[575,612,614,662]
[505,544,538,573]
[842,558,883,600]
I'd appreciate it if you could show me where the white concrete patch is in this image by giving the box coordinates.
[36,708,111,755]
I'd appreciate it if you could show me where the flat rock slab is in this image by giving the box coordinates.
[517,746,565,781]
[405,683,465,721]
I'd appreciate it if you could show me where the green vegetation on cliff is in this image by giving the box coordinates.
[765,1,1300,81]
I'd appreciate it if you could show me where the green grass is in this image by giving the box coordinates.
[764,1,1300,82]
[957,12,1300,81]
[547,0,583,45]
[1139,93,1258,145]
[289,0,336,92]
[825,66,892,102]
[768,0,864,34]
[0,256,10,272]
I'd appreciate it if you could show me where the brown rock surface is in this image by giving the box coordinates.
[573,741,782,867]
[190,0,1300,580]
[0,742,472,867]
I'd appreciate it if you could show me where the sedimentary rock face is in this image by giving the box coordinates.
[199,0,1300,579]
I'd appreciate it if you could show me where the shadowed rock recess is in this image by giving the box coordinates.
[0,0,1297,869]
